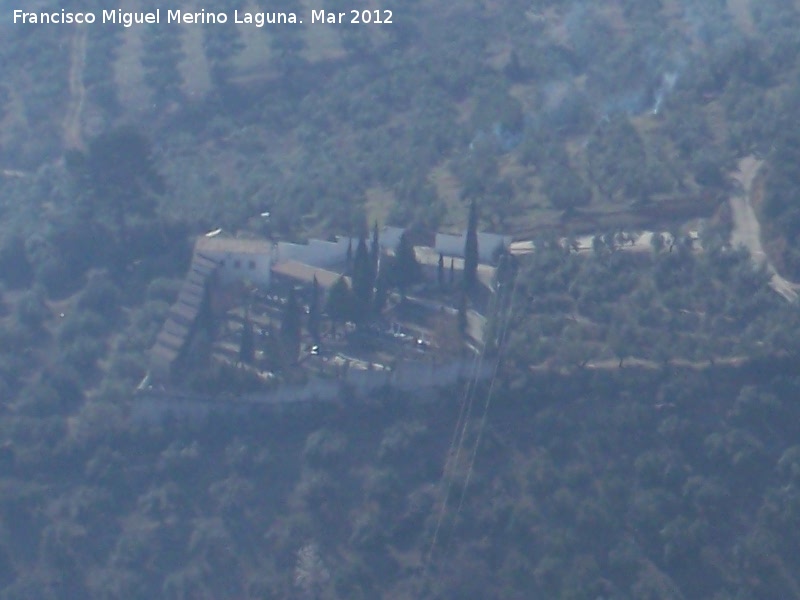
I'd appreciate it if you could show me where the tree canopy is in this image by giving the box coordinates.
[391,233,421,295]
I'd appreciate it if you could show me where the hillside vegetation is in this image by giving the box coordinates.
[3,0,800,597]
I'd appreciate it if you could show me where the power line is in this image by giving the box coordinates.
[453,266,521,523]
[420,272,502,587]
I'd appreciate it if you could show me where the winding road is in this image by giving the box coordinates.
[729,156,799,302]
[63,27,87,150]
[508,156,800,304]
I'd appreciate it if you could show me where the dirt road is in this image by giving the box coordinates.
[63,27,87,150]
[729,156,799,302]
[508,155,797,303]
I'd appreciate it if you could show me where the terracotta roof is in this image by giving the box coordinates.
[178,283,204,303]
[192,253,220,272]
[156,329,185,350]
[149,245,221,381]
[151,344,179,364]
[177,283,203,302]
[168,304,198,327]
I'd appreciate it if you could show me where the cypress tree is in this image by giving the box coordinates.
[370,221,380,281]
[437,253,445,289]
[457,291,468,338]
[352,234,372,323]
[505,49,524,82]
[281,287,302,361]
[345,238,353,273]
[326,276,352,336]
[464,200,479,292]
[393,232,421,297]
[308,275,320,344]
[197,281,216,337]
[239,312,255,365]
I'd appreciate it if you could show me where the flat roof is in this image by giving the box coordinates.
[195,236,273,255]
[271,260,349,289]
[415,245,496,286]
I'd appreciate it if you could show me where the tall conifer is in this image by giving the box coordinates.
[457,291,468,338]
[281,287,302,361]
[308,275,321,344]
[464,200,479,292]
[352,234,372,323]
[239,312,255,365]
[393,232,421,297]
[326,276,352,336]
[370,221,380,281]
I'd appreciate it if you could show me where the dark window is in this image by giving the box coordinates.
[248,260,256,269]
[234,259,241,268]
[220,260,226,267]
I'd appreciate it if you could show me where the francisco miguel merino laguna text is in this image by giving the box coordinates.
[12,9,299,27]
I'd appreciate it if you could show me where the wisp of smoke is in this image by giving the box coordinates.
[652,71,679,115]
[294,542,330,598]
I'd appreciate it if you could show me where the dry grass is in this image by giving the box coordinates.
[509,83,540,116]
[429,164,466,230]
[98,0,731,241]
[364,186,395,228]
[178,21,211,97]
[113,0,150,110]
[727,0,755,35]
[63,27,88,149]
[596,3,630,37]
[485,38,512,72]
[112,0,354,104]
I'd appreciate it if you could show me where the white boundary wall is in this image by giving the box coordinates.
[435,232,512,263]
[132,357,492,423]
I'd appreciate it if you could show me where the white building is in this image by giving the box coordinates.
[379,226,405,252]
[195,236,275,287]
[435,231,512,264]
[274,236,358,268]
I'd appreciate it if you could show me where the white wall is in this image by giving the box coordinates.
[133,357,492,423]
[477,232,512,262]
[271,233,400,269]
[380,227,405,252]
[435,233,465,258]
[435,231,512,263]
[206,250,273,287]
